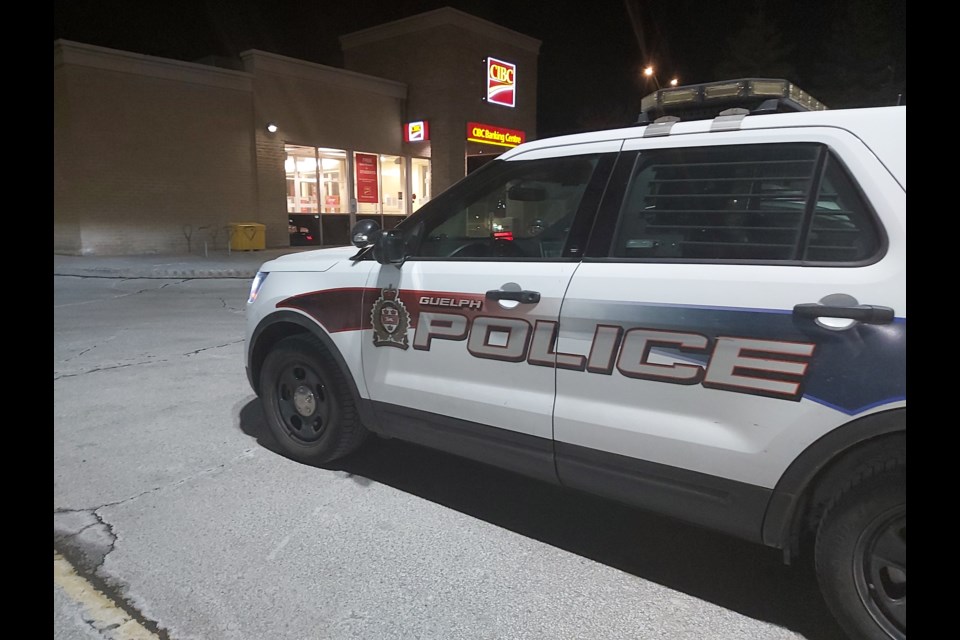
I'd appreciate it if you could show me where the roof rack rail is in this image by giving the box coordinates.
[636,78,827,124]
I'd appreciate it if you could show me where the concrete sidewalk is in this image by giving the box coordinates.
[54,247,319,279]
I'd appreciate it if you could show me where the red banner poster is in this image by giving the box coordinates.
[355,153,379,204]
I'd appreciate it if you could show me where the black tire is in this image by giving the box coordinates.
[815,456,905,640]
[259,335,368,464]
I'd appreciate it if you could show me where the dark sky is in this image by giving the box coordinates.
[53,0,906,137]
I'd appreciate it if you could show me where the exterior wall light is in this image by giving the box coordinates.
[266,122,278,133]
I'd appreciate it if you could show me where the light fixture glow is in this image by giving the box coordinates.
[643,65,661,89]
[266,122,278,133]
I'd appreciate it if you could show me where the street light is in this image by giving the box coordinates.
[643,65,661,90]
[669,78,679,87]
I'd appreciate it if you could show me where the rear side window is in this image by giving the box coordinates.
[610,143,881,263]
[803,154,882,262]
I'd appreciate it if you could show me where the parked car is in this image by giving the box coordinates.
[288,215,321,246]
[247,81,905,640]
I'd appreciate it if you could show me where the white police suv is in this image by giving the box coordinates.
[246,79,905,640]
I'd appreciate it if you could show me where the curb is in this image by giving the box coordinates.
[53,267,258,279]
[52,248,317,279]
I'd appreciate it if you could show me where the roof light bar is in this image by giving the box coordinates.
[638,78,827,123]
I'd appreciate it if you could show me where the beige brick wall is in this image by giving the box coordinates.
[250,68,405,154]
[253,126,288,249]
[54,49,257,255]
[245,53,407,246]
[54,67,82,253]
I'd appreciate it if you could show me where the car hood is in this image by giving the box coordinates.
[257,246,359,273]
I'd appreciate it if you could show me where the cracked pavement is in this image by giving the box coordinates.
[55,508,117,574]
[55,275,254,638]
[54,273,846,640]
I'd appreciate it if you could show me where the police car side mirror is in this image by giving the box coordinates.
[351,219,381,248]
[373,230,407,266]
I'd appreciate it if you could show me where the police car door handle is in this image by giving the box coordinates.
[793,303,895,324]
[486,289,541,304]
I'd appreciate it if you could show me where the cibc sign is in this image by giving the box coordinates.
[404,121,429,142]
[467,122,526,148]
[486,57,516,107]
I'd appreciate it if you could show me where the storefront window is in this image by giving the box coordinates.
[412,157,431,213]
[285,145,319,214]
[319,149,347,213]
[380,154,406,217]
[285,145,431,244]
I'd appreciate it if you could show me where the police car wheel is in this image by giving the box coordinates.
[815,461,905,640]
[259,335,367,464]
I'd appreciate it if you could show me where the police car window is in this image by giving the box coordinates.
[610,143,883,263]
[612,143,820,261]
[803,154,881,262]
[413,155,600,259]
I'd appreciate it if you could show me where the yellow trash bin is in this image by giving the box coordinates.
[228,222,266,251]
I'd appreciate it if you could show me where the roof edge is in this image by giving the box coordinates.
[340,7,541,53]
[53,39,252,91]
[239,49,407,99]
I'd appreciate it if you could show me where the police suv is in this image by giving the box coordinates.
[246,79,905,640]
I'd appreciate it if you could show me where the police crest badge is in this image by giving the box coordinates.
[371,286,410,349]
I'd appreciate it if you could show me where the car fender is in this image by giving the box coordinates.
[761,407,905,555]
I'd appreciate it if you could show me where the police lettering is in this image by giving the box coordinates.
[419,295,483,310]
[411,312,815,401]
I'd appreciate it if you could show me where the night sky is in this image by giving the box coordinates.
[53,0,906,137]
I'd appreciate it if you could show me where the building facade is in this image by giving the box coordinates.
[54,8,540,255]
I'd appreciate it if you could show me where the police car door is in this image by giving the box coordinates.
[361,143,618,480]
[553,127,905,535]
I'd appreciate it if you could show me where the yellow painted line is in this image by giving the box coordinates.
[54,551,160,640]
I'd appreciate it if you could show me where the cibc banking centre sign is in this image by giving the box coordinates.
[467,122,526,148]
